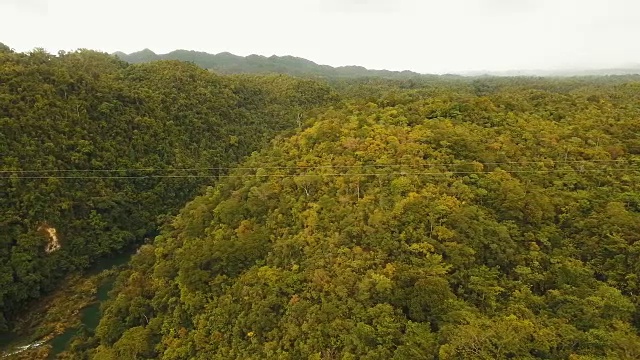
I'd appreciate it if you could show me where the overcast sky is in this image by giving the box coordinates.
[1,0,639,73]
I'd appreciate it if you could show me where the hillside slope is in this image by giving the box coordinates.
[0,47,336,331]
[87,79,640,359]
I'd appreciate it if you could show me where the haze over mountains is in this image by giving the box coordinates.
[462,66,640,77]
[112,49,426,79]
[114,48,640,78]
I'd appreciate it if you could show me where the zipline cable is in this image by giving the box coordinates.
[2,167,638,180]
[0,159,636,174]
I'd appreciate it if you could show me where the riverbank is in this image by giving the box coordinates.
[1,273,104,359]
[0,251,133,359]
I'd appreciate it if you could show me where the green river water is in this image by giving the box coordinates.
[46,278,115,358]
[48,250,134,357]
[1,249,134,359]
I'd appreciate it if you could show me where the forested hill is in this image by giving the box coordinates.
[84,78,640,359]
[4,41,640,359]
[113,49,426,79]
[0,45,336,331]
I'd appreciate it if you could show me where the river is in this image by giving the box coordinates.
[0,249,135,359]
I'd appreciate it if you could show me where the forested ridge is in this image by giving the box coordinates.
[2,42,640,359]
[113,48,427,79]
[80,78,640,359]
[0,45,336,332]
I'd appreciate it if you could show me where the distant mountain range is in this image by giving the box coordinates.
[112,48,640,78]
[463,67,640,77]
[112,49,429,79]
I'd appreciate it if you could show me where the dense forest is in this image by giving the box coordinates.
[0,44,336,332]
[79,78,640,359]
[2,42,640,359]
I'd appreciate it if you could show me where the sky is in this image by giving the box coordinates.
[1,0,639,74]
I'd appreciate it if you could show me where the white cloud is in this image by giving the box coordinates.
[0,0,48,14]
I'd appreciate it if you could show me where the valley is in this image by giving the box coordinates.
[1,44,639,359]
